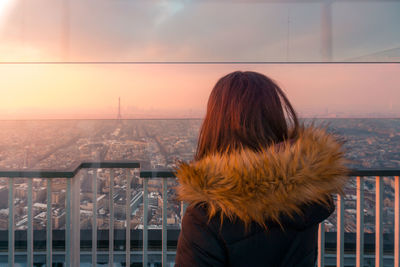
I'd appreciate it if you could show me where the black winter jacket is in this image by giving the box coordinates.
[174,126,348,267]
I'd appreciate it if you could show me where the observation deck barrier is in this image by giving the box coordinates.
[0,162,399,267]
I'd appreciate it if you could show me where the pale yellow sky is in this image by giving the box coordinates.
[0,64,399,119]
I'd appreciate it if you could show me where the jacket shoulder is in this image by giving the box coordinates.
[175,205,227,267]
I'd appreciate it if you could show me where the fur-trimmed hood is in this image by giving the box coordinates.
[175,126,349,228]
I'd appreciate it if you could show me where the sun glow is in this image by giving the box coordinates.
[0,0,12,23]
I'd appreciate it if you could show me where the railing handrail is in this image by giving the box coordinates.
[0,161,399,178]
[349,169,400,176]
[1,161,399,267]
[0,161,140,178]
[141,169,400,177]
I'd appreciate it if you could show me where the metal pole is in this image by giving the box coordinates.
[109,170,114,266]
[356,177,364,267]
[162,179,168,266]
[71,173,81,266]
[66,178,71,267]
[318,223,325,267]
[337,194,344,267]
[395,176,400,267]
[376,176,383,267]
[46,179,53,267]
[92,171,98,266]
[126,170,131,266]
[143,179,148,267]
[8,178,14,267]
[27,179,33,267]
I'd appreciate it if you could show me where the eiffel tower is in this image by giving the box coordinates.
[117,97,122,120]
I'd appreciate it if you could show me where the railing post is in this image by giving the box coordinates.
[71,173,80,266]
[356,176,364,267]
[126,169,131,267]
[376,176,383,267]
[143,178,148,267]
[395,176,400,267]
[337,193,344,267]
[27,179,33,267]
[0,161,142,267]
[318,222,325,267]
[92,170,98,266]
[109,170,114,266]
[8,178,14,267]
[66,178,71,267]
[46,178,52,267]
[162,179,168,266]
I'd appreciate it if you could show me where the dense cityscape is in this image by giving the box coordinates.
[0,118,399,236]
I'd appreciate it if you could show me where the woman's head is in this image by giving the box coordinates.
[196,71,299,160]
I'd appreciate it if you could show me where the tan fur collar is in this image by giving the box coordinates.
[175,126,349,227]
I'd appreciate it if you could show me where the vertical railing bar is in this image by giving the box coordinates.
[143,178,148,267]
[395,176,400,267]
[337,193,344,267]
[375,176,383,267]
[126,169,131,267]
[8,178,15,267]
[162,179,168,266]
[27,179,33,267]
[109,170,114,266]
[92,170,98,266]
[66,178,71,267]
[356,176,364,267]
[376,176,383,267]
[71,172,80,266]
[318,222,325,267]
[46,178,52,267]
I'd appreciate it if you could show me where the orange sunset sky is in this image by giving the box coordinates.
[0,64,399,119]
[0,0,399,119]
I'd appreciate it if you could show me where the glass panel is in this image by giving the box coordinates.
[0,62,399,265]
[333,1,400,62]
[0,0,399,62]
[0,63,399,169]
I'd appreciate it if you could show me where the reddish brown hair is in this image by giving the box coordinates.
[196,71,299,160]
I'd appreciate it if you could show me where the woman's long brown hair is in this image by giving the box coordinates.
[195,71,299,160]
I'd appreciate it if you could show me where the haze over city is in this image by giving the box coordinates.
[0,63,399,120]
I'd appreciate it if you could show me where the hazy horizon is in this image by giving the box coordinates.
[1,113,400,121]
[1,63,399,120]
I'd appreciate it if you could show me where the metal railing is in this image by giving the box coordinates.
[0,163,399,267]
[318,170,400,267]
